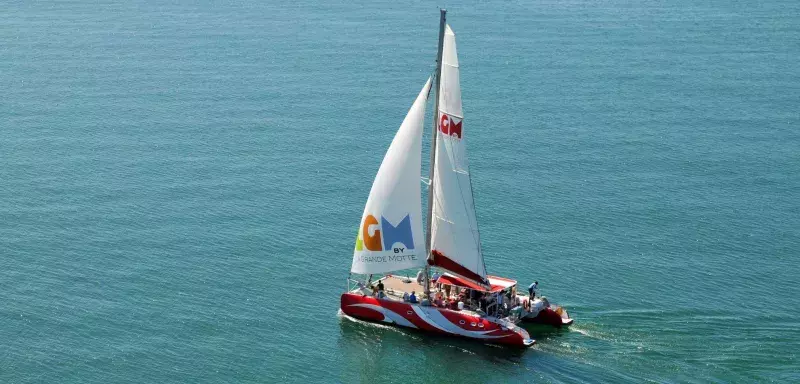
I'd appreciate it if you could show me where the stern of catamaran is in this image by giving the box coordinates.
[514,294,574,327]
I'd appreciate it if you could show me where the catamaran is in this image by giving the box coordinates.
[341,10,572,348]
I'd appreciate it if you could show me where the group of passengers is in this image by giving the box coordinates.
[370,280,387,299]
[364,273,541,316]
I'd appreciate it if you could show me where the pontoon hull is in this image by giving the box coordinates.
[340,293,534,347]
[522,308,574,327]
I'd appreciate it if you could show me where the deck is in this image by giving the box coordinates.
[373,275,425,301]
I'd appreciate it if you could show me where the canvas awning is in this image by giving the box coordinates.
[436,273,517,293]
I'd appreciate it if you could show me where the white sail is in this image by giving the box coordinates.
[351,78,432,274]
[430,25,488,284]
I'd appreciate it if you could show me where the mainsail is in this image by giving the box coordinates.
[351,78,432,274]
[429,25,488,285]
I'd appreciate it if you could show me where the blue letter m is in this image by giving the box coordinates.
[381,215,415,250]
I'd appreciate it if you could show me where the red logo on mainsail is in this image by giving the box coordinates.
[439,113,462,139]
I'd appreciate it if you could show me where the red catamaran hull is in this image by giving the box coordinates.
[340,293,534,347]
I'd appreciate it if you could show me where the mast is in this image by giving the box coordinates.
[424,8,447,298]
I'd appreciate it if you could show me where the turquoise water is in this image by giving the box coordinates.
[2,0,799,382]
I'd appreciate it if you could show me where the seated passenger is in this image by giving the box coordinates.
[449,299,459,310]
[402,292,410,302]
[433,291,444,307]
[409,291,418,303]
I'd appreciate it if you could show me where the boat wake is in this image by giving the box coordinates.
[338,309,413,334]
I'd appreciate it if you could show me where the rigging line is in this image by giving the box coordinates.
[425,71,435,99]
[433,136,483,276]
[464,154,487,274]
[431,139,458,231]
[431,154,457,239]
[430,143,471,274]
[454,139,484,263]
[445,133,484,270]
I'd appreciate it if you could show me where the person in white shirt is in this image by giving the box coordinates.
[431,271,441,290]
[416,269,425,284]
[528,281,538,298]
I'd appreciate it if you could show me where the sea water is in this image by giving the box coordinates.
[2,0,798,382]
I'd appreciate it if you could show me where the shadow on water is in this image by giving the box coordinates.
[334,311,634,383]
[520,322,572,339]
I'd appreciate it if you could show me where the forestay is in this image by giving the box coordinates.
[429,25,488,285]
[351,78,432,274]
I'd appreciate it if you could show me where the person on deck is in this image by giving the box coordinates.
[416,270,425,285]
[409,291,418,304]
[458,290,467,304]
[433,291,444,307]
[376,280,386,299]
[402,291,410,302]
[431,271,441,289]
[528,281,538,299]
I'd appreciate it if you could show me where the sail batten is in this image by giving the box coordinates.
[351,78,432,274]
[429,25,488,285]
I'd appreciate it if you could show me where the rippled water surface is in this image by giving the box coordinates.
[2,0,799,382]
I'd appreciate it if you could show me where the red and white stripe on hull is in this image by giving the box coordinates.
[340,293,534,347]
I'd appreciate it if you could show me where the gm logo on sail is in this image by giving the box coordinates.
[440,113,462,138]
[355,214,415,253]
